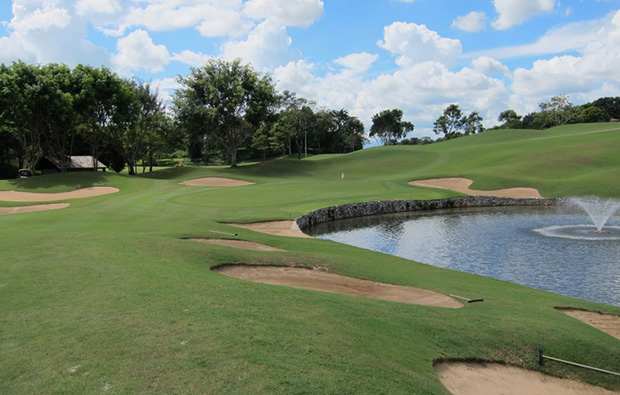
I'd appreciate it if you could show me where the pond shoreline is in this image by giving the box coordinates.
[296,196,557,231]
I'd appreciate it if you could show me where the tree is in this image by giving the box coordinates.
[174,59,276,167]
[581,106,611,123]
[590,97,620,119]
[1,62,48,171]
[370,109,414,145]
[498,109,521,123]
[433,104,485,139]
[538,95,573,126]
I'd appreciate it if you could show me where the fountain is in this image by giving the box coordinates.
[533,197,620,240]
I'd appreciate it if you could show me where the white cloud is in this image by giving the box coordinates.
[492,0,556,30]
[333,52,378,74]
[196,8,253,37]
[9,1,71,32]
[511,10,620,98]
[113,29,170,73]
[466,15,606,60]
[377,22,462,67]
[452,11,487,33]
[221,20,294,70]
[75,0,122,18]
[0,0,109,67]
[171,50,213,67]
[471,56,510,75]
[243,0,324,27]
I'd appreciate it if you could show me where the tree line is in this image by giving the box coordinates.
[494,95,620,130]
[0,59,368,177]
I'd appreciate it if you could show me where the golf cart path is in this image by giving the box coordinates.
[0,186,119,202]
[213,265,463,308]
[186,238,285,252]
[409,177,542,198]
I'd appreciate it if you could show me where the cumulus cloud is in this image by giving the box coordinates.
[113,29,170,73]
[333,52,378,74]
[511,10,620,98]
[221,20,294,70]
[243,0,324,27]
[452,11,487,33]
[9,1,71,32]
[0,0,109,66]
[471,56,510,75]
[492,0,556,30]
[75,0,122,18]
[171,50,213,67]
[377,22,462,67]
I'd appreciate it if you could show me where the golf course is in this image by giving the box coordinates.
[1,123,620,393]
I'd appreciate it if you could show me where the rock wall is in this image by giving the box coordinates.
[296,196,557,230]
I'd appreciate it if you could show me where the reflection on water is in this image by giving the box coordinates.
[306,207,620,307]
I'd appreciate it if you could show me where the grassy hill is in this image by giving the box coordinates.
[1,123,619,393]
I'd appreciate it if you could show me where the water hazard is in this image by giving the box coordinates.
[306,206,620,307]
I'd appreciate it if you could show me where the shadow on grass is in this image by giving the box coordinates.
[1,171,121,191]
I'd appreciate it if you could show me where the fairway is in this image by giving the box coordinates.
[1,124,620,394]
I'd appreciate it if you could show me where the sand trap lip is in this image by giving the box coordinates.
[0,186,119,202]
[185,238,285,252]
[180,177,255,187]
[0,203,70,215]
[435,361,618,395]
[228,221,312,238]
[213,265,462,308]
[409,177,542,198]
[557,308,620,340]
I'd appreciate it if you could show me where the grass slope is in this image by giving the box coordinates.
[1,123,619,394]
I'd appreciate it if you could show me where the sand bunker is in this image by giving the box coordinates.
[180,177,255,187]
[213,265,462,308]
[0,186,119,202]
[558,309,620,340]
[186,238,284,252]
[409,177,542,198]
[229,221,311,238]
[435,361,618,395]
[0,203,70,215]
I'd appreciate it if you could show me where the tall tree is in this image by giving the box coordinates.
[370,109,414,145]
[174,59,276,167]
[538,95,573,126]
[433,104,485,139]
[1,62,48,170]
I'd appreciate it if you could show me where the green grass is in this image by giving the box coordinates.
[1,123,620,394]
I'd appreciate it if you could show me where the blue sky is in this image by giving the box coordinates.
[1,0,620,139]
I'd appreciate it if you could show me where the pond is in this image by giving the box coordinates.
[306,206,620,307]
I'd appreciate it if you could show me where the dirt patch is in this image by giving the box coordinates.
[186,238,284,252]
[409,177,542,198]
[213,265,462,308]
[435,361,618,395]
[228,221,312,238]
[0,187,119,202]
[180,177,255,187]
[558,308,620,340]
[0,203,70,215]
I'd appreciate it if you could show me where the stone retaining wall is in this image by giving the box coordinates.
[296,196,557,230]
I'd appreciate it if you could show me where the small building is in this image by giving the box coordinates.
[37,156,108,174]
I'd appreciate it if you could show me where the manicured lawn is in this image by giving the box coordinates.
[1,124,619,393]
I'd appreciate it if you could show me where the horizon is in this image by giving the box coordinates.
[1,0,619,141]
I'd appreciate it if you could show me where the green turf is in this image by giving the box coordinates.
[1,123,619,394]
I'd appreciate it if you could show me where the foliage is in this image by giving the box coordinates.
[174,59,277,167]
[0,62,180,176]
[370,108,414,145]
[433,104,485,139]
